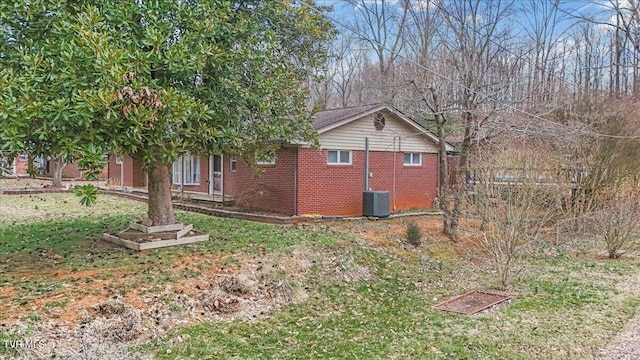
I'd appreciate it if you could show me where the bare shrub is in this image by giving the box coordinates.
[468,184,561,290]
[266,279,295,303]
[591,201,640,258]
[588,180,640,259]
[465,139,566,290]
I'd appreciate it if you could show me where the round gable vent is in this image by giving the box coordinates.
[374,113,385,131]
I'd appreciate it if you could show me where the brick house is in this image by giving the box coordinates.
[1,153,47,177]
[1,153,107,180]
[108,104,452,216]
[2,153,32,177]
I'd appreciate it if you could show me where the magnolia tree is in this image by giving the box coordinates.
[0,1,333,225]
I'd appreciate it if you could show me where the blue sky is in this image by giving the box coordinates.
[313,0,623,47]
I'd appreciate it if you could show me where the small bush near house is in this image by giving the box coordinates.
[405,221,422,247]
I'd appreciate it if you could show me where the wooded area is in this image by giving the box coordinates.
[307,0,640,285]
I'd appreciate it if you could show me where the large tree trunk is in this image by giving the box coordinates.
[147,157,175,226]
[50,156,66,188]
[442,108,474,242]
[435,112,458,242]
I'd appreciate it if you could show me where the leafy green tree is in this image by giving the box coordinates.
[1,1,333,225]
[0,2,108,186]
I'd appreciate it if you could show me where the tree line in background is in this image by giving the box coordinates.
[313,0,640,109]
[308,0,639,287]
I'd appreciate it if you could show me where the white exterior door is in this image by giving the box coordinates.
[209,155,223,195]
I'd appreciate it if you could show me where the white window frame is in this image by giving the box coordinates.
[327,150,352,165]
[403,152,421,166]
[230,155,238,172]
[18,154,29,161]
[172,158,181,184]
[172,154,200,185]
[115,155,123,164]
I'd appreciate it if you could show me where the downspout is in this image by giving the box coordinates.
[181,155,185,196]
[364,137,369,191]
[293,148,298,216]
[120,157,124,192]
[209,155,214,200]
[437,149,442,194]
[220,154,224,202]
[392,136,397,211]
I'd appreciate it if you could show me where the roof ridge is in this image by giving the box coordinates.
[316,103,382,113]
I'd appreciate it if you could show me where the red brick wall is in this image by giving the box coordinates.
[224,149,297,215]
[107,155,133,187]
[104,149,439,217]
[43,161,107,180]
[60,162,82,179]
[131,157,147,188]
[13,155,30,176]
[296,148,438,217]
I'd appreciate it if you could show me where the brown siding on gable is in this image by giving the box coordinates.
[224,149,297,215]
[296,148,437,217]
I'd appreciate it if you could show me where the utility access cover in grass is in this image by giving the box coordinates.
[433,290,510,315]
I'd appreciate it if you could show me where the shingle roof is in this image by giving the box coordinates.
[313,104,383,130]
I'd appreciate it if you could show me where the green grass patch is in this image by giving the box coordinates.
[144,244,640,360]
[1,194,640,359]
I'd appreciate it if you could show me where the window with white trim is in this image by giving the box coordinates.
[18,154,28,161]
[115,155,123,164]
[172,154,200,185]
[327,150,351,165]
[403,153,421,166]
[230,155,237,172]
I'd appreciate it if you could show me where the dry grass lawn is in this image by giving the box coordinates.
[1,182,639,359]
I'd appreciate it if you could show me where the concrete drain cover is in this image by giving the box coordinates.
[433,290,511,315]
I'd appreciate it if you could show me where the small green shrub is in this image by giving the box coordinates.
[405,221,422,247]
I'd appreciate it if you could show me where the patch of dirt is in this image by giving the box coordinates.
[341,217,448,255]
[0,286,16,299]
[1,247,325,359]
[1,216,450,359]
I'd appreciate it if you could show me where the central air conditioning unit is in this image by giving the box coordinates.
[363,191,390,218]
